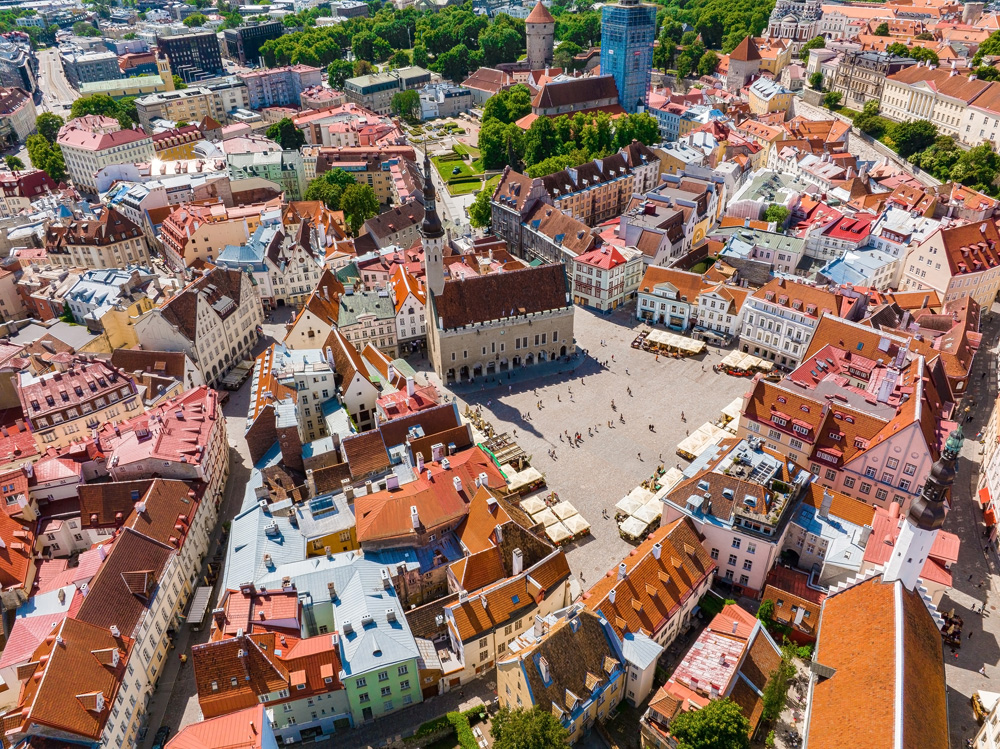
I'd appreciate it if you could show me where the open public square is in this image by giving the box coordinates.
[420,303,752,584]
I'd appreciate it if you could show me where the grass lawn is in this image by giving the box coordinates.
[448,172,501,197]
[432,147,487,196]
[689,256,717,274]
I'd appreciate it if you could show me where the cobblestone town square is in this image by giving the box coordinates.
[423,304,752,585]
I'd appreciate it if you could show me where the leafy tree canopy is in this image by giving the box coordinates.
[265,118,305,150]
[340,183,380,233]
[35,112,63,144]
[670,698,751,749]
[490,707,570,749]
[799,35,825,61]
[468,188,492,228]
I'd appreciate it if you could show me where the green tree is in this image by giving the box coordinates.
[327,60,353,89]
[951,142,1000,195]
[468,188,492,228]
[853,100,891,139]
[387,49,411,69]
[304,168,356,209]
[874,22,890,36]
[697,50,719,76]
[915,31,935,40]
[265,118,305,150]
[553,40,582,70]
[35,112,63,144]
[352,31,391,63]
[913,136,961,180]
[761,645,797,724]
[799,35,825,62]
[490,707,570,749]
[822,91,842,109]
[808,71,823,90]
[909,47,939,65]
[340,183,380,233]
[391,89,421,120]
[523,116,559,167]
[436,43,473,83]
[482,84,532,124]
[757,598,776,624]
[973,66,1000,81]
[974,30,1000,65]
[614,112,660,149]
[72,20,100,36]
[4,156,22,172]
[25,135,65,183]
[183,12,207,26]
[412,42,429,68]
[888,119,937,158]
[670,699,751,749]
[172,74,188,90]
[480,22,523,67]
[763,204,790,225]
[526,152,587,177]
[71,94,134,128]
[353,59,375,77]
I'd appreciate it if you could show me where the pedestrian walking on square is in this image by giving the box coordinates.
[981,666,988,676]
[970,631,974,639]
[558,394,561,401]
[638,452,642,461]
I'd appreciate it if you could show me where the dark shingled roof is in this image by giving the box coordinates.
[434,265,569,329]
[158,267,248,344]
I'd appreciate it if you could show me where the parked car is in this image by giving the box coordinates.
[152,726,171,749]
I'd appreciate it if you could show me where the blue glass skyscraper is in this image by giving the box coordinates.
[600,0,656,114]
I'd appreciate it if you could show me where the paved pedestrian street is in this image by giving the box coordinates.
[422,304,751,585]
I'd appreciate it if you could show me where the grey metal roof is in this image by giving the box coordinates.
[223,503,305,590]
[621,631,663,670]
[258,553,420,676]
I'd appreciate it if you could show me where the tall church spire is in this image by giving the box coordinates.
[420,151,445,297]
[883,427,963,590]
[420,152,444,240]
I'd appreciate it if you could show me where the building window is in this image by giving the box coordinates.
[710,548,719,560]
[732,538,741,549]
[860,482,872,495]
[728,554,737,566]
[844,477,856,488]
[743,559,753,571]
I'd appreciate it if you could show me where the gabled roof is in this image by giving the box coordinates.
[807,576,947,749]
[433,265,570,329]
[157,267,250,344]
[75,528,173,638]
[583,518,715,640]
[1,617,132,743]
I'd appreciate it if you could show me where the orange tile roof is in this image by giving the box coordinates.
[354,448,504,544]
[801,482,875,528]
[0,510,34,590]
[1,617,132,743]
[583,518,715,640]
[808,577,947,749]
[165,705,268,749]
[638,266,704,305]
[447,551,571,642]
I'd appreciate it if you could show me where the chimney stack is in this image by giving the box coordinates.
[618,562,627,581]
[512,548,523,576]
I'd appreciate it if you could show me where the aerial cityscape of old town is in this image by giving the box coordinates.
[0,0,995,746]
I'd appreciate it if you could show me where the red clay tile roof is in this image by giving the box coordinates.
[354,448,504,543]
[583,517,715,640]
[730,36,762,62]
[447,551,571,642]
[341,430,391,477]
[74,528,173,637]
[2,617,132,743]
[525,0,555,24]
[433,264,570,330]
[809,576,947,749]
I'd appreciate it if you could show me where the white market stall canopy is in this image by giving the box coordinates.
[676,423,728,460]
[645,330,707,355]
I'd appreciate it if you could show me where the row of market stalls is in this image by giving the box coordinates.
[613,462,690,543]
[713,351,777,378]
[674,397,745,461]
[631,326,707,357]
[462,405,591,546]
[521,494,591,545]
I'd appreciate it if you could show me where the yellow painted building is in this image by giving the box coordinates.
[100,297,155,350]
[748,79,796,115]
[295,491,359,557]
[755,39,792,76]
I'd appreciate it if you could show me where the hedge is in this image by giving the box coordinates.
[447,711,477,749]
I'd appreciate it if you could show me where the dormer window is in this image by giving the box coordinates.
[829,432,843,441]
[771,415,787,427]
[792,424,809,436]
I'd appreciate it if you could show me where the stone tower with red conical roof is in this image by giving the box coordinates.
[725,35,762,93]
[526,1,555,70]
